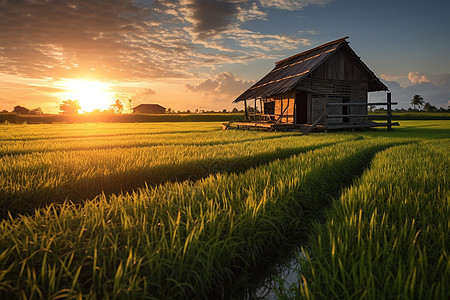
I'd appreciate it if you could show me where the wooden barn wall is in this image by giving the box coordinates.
[297,78,368,124]
[270,91,295,123]
[309,48,369,82]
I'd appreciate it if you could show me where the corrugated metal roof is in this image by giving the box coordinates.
[233,37,386,102]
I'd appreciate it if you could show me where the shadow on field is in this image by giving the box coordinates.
[0,133,302,157]
[229,142,410,299]
[366,126,450,140]
[1,142,336,219]
[0,140,420,299]
[0,129,216,142]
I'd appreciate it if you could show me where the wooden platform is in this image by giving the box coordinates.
[227,122,296,131]
[224,121,399,133]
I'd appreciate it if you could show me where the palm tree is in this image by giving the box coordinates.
[110,99,123,113]
[411,94,425,111]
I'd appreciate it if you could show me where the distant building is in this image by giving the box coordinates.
[132,104,166,114]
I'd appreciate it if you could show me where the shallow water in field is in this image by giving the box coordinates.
[255,258,300,299]
[243,249,306,299]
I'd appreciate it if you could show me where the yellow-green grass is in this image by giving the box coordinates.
[0,121,448,299]
[0,130,301,156]
[1,129,355,217]
[1,121,448,217]
[0,139,405,299]
[0,122,220,141]
[377,111,450,120]
[276,139,449,299]
[0,113,245,124]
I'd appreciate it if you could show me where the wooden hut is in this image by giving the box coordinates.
[132,104,166,114]
[232,37,398,132]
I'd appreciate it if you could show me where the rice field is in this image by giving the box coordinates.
[0,121,449,299]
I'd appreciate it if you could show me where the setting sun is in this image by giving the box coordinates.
[60,79,115,112]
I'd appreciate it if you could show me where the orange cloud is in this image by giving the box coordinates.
[408,72,450,88]
[380,73,406,82]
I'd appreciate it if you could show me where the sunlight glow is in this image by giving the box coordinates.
[59,79,115,112]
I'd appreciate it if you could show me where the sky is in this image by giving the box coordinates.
[0,0,449,113]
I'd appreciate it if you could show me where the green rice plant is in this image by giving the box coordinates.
[0,122,221,141]
[0,131,356,218]
[0,112,244,125]
[280,139,449,299]
[357,120,450,140]
[0,138,402,299]
[0,129,300,156]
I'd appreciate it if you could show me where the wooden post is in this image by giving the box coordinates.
[244,99,248,121]
[324,94,328,130]
[254,99,257,121]
[387,92,392,131]
[287,98,290,123]
[293,94,297,124]
[260,98,263,121]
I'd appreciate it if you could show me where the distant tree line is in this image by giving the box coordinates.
[367,94,447,113]
[6,94,445,115]
[165,107,243,114]
[1,105,45,115]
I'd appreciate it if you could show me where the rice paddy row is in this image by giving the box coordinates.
[0,130,302,156]
[276,139,450,299]
[0,121,448,299]
[0,138,403,299]
[0,123,220,141]
[1,132,355,218]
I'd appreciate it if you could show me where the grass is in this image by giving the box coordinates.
[0,113,245,124]
[371,111,450,120]
[275,139,449,299]
[0,139,404,299]
[0,120,448,299]
[1,131,354,218]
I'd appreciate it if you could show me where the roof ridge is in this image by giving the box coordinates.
[275,36,349,66]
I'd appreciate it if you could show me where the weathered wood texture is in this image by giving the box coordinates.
[297,77,368,124]
[257,91,295,123]
[309,47,369,82]
[234,38,390,130]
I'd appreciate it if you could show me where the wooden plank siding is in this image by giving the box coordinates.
[293,46,371,125]
[309,48,369,82]
[273,92,295,123]
[233,38,389,131]
[297,78,369,125]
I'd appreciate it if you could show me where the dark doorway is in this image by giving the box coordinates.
[263,101,275,115]
[296,92,307,124]
[342,98,349,122]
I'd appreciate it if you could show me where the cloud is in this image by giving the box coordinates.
[179,0,315,53]
[408,72,450,88]
[259,0,334,10]
[380,73,406,82]
[142,88,157,96]
[180,0,239,40]
[186,72,254,97]
[186,79,219,93]
[29,85,67,93]
[237,3,267,22]
[228,28,312,51]
[0,80,62,112]
[0,0,198,80]
[369,79,450,110]
[0,0,321,83]
[298,30,319,35]
[129,87,158,104]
